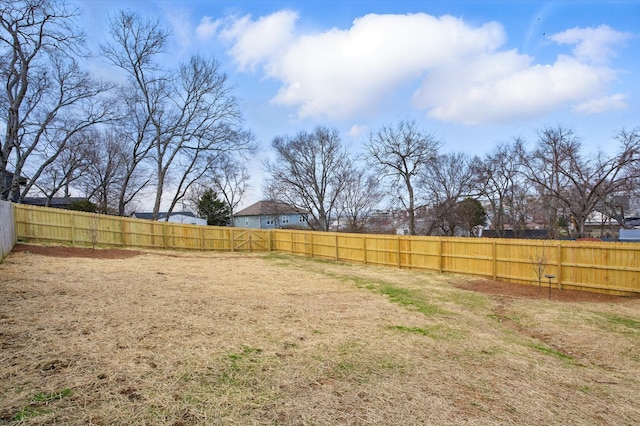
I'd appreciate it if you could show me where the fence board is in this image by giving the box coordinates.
[12,203,640,296]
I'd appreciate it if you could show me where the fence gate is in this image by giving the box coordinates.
[232,230,268,252]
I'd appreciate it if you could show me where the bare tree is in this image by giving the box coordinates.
[593,130,640,230]
[18,57,113,201]
[161,57,255,218]
[421,152,475,236]
[183,154,250,223]
[111,86,154,216]
[86,215,100,250]
[509,184,537,238]
[103,12,253,220]
[210,154,250,224]
[528,241,551,291]
[30,130,90,205]
[365,119,440,235]
[264,126,352,231]
[517,129,574,238]
[0,0,112,201]
[75,128,130,214]
[520,126,640,238]
[472,144,530,238]
[102,11,174,219]
[337,168,384,232]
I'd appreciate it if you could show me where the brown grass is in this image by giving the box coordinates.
[1,244,639,425]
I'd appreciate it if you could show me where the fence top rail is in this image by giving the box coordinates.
[485,236,640,250]
[268,226,640,249]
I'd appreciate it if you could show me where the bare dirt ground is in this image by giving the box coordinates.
[1,244,639,425]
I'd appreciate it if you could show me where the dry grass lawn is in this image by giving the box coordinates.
[1,244,639,425]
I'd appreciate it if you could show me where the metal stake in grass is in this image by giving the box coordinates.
[545,274,556,299]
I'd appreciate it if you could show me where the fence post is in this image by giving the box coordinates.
[70,212,75,245]
[335,233,339,260]
[121,217,128,247]
[438,238,443,273]
[397,236,401,268]
[163,222,168,249]
[492,241,497,280]
[309,232,314,258]
[556,242,563,290]
[119,217,123,247]
[229,228,236,251]
[267,230,273,252]
[363,236,367,265]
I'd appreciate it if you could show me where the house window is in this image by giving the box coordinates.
[266,217,274,225]
[245,218,249,226]
[299,216,306,223]
[281,216,290,225]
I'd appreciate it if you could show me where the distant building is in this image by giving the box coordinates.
[619,229,640,242]
[131,211,207,226]
[2,172,27,202]
[396,224,409,235]
[624,216,640,228]
[233,200,308,229]
[22,197,89,210]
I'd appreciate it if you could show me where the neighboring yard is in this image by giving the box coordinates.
[1,244,639,425]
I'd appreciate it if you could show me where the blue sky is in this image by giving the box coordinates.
[73,0,640,209]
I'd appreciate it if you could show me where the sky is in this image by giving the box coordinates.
[72,0,640,210]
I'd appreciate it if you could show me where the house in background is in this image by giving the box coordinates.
[2,172,27,202]
[22,196,89,210]
[233,200,308,229]
[132,211,207,226]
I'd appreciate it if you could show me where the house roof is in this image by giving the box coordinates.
[21,197,87,207]
[133,211,198,220]
[235,200,304,217]
[625,217,640,227]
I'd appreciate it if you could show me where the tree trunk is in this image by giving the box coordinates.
[407,181,416,235]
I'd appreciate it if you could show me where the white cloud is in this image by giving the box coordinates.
[416,25,628,124]
[219,12,504,119]
[574,94,628,114]
[549,25,631,64]
[217,11,630,124]
[196,16,220,39]
[219,10,298,72]
[415,53,617,124]
[348,124,369,139]
[163,6,194,52]
[270,14,505,118]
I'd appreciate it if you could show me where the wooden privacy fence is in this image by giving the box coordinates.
[270,230,639,296]
[14,204,268,253]
[12,203,640,296]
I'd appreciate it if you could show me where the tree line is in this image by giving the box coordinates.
[2,1,639,238]
[0,0,253,219]
[265,121,640,238]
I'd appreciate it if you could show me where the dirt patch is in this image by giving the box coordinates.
[459,279,633,303]
[11,243,144,259]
